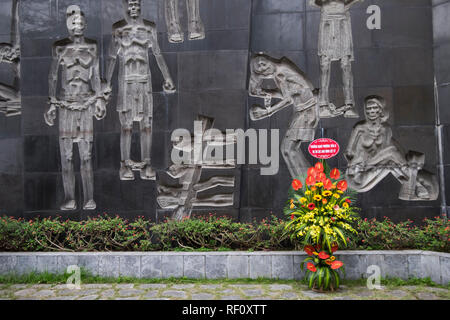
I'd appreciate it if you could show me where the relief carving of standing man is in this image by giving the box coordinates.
[312,0,360,118]
[44,5,107,210]
[165,0,205,43]
[106,0,176,181]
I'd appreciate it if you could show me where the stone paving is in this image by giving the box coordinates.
[0,283,448,300]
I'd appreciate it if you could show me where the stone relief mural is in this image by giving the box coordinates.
[165,0,205,43]
[44,5,107,210]
[106,0,176,181]
[248,53,319,179]
[312,0,360,119]
[157,116,236,221]
[0,0,21,117]
[345,96,439,201]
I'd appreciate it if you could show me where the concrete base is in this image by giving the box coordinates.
[0,251,448,285]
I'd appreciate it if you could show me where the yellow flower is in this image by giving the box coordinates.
[300,197,307,204]
[330,256,336,261]
[323,191,332,197]
[290,203,295,209]
[313,195,322,201]
[337,190,344,194]
[333,194,341,199]
[342,202,349,208]
[315,182,323,187]
[290,199,294,204]
[305,190,312,196]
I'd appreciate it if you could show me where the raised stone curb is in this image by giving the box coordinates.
[0,251,448,285]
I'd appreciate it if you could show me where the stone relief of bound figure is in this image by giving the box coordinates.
[345,96,439,201]
[165,0,205,43]
[312,0,360,119]
[106,0,176,181]
[0,0,21,117]
[248,53,319,180]
[44,5,107,211]
[157,116,236,221]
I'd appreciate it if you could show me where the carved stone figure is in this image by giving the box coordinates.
[312,0,360,118]
[157,116,236,221]
[165,0,205,43]
[248,53,319,179]
[0,0,21,117]
[44,5,107,210]
[106,0,176,181]
[345,95,439,201]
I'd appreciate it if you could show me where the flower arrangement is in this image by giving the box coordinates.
[285,161,359,291]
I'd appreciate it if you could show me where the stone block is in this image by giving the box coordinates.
[249,255,271,279]
[205,255,227,279]
[77,255,99,276]
[272,255,294,280]
[184,255,205,279]
[161,255,183,278]
[36,255,58,274]
[439,256,450,285]
[119,255,140,278]
[98,255,120,278]
[382,254,409,280]
[421,253,441,284]
[227,255,249,279]
[141,255,162,279]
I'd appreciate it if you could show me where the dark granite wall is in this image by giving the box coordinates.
[0,0,446,222]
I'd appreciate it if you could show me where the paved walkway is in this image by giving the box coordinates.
[0,283,448,300]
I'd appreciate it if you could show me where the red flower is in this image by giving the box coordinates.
[337,180,348,192]
[315,244,321,251]
[304,245,315,256]
[330,168,340,180]
[307,262,317,272]
[318,251,330,260]
[331,244,339,253]
[324,178,333,190]
[306,175,316,186]
[292,179,303,191]
[345,199,351,204]
[307,167,317,178]
[317,172,327,183]
[308,203,316,210]
[291,214,295,220]
[314,162,324,173]
[331,261,344,270]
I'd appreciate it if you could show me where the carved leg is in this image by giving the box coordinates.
[165,0,184,43]
[119,112,134,180]
[340,56,359,118]
[140,117,156,180]
[281,137,310,179]
[193,176,235,192]
[186,0,205,41]
[192,194,234,207]
[59,138,76,211]
[78,139,96,210]
[318,56,335,118]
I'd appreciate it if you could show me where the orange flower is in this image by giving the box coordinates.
[307,262,317,273]
[317,172,327,183]
[315,162,324,173]
[304,245,315,256]
[337,180,348,192]
[292,179,303,191]
[308,203,316,210]
[318,251,330,260]
[330,168,340,180]
[307,167,317,178]
[306,175,316,186]
[331,260,344,270]
[324,178,333,190]
[311,186,317,192]
[322,198,328,205]
[325,259,333,265]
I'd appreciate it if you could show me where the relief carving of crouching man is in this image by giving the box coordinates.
[313,0,360,118]
[249,54,319,179]
[107,0,176,181]
[44,5,107,210]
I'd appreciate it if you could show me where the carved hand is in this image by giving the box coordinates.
[94,99,107,120]
[163,79,176,94]
[250,105,269,121]
[44,102,57,126]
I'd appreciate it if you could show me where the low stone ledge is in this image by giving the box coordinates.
[0,251,448,285]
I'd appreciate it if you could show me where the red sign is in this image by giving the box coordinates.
[308,138,340,159]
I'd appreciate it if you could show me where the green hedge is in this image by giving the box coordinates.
[0,214,448,252]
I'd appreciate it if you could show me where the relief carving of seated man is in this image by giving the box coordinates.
[345,95,439,201]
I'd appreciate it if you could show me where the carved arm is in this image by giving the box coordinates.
[150,27,176,93]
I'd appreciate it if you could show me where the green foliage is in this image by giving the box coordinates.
[0,214,448,253]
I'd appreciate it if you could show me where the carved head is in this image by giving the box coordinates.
[252,55,276,77]
[364,95,388,123]
[66,5,86,37]
[123,0,141,19]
